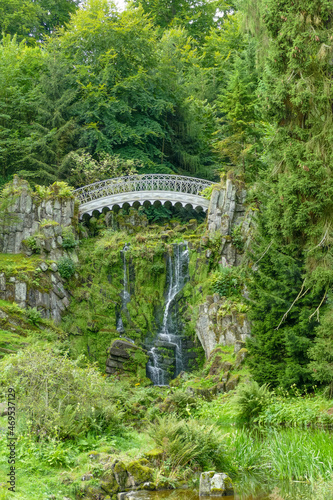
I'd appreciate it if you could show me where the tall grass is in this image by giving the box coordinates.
[224,427,333,484]
[149,416,231,474]
[266,429,333,482]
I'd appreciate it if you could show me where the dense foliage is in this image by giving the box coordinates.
[1,0,333,400]
[0,0,259,184]
[242,0,333,389]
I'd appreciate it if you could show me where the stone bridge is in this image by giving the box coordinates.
[74,174,214,218]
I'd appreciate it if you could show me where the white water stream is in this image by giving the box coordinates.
[116,243,131,333]
[147,243,189,385]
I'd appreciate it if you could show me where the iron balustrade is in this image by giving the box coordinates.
[74,174,214,204]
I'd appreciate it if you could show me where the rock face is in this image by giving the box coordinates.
[196,294,250,359]
[106,339,149,378]
[0,176,77,257]
[0,267,72,324]
[0,177,78,323]
[207,179,250,267]
[196,180,252,358]
[199,471,233,497]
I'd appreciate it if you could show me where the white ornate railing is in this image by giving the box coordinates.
[74,174,213,204]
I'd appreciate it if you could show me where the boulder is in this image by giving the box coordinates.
[234,340,246,354]
[112,460,128,490]
[225,375,240,392]
[126,460,154,487]
[100,471,120,496]
[144,448,164,467]
[199,471,233,497]
[106,339,149,378]
[235,348,248,368]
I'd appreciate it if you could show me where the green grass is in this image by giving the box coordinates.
[0,253,41,275]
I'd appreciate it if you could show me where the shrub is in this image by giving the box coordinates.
[61,226,77,249]
[58,257,75,279]
[143,205,173,222]
[164,390,197,419]
[149,416,230,472]
[26,307,41,325]
[211,267,243,297]
[24,236,41,254]
[150,262,165,276]
[0,347,123,439]
[231,224,245,252]
[235,381,271,424]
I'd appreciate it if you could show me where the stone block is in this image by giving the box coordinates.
[45,200,53,216]
[107,359,123,369]
[234,340,246,354]
[39,262,49,272]
[27,288,37,307]
[5,285,15,302]
[109,347,130,359]
[225,375,240,392]
[0,273,6,291]
[41,292,50,309]
[52,282,66,299]
[42,225,55,239]
[199,471,233,497]
[15,282,27,303]
[51,308,61,324]
[62,296,70,308]
[235,348,248,368]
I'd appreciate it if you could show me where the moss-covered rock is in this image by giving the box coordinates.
[100,471,119,496]
[112,460,128,489]
[199,472,234,497]
[235,347,248,368]
[126,460,154,486]
[144,448,164,467]
[225,374,240,392]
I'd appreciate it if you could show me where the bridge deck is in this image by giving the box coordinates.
[75,174,213,217]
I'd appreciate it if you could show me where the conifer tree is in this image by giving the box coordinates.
[245,0,333,388]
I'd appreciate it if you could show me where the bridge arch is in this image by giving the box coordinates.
[74,174,213,219]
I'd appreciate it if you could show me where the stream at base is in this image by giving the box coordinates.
[126,489,269,500]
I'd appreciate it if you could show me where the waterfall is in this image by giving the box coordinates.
[147,242,189,385]
[116,244,131,333]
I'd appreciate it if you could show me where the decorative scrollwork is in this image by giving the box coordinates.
[74,174,214,204]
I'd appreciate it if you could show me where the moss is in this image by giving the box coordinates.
[100,471,119,495]
[40,219,60,227]
[144,448,164,464]
[126,460,154,485]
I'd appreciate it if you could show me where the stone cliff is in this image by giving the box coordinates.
[0,177,79,323]
[195,178,252,360]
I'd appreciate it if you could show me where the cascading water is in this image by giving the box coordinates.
[116,243,131,333]
[147,242,189,385]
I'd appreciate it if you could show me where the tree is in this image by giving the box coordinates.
[19,45,81,183]
[214,42,265,179]
[308,303,333,396]
[155,27,219,177]
[67,151,142,186]
[129,0,234,43]
[244,0,333,388]
[0,0,41,44]
[57,2,176,173]
[0,36,44,181]
[247,216,322,389]
[35,0,81,36]
[0,0,80,43]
